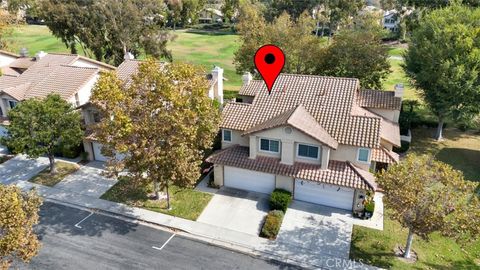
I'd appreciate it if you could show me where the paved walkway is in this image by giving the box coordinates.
[0,155,49,184]
[54,161,117,198]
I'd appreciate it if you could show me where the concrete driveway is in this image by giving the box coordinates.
[0,155,49,184]
[197,188,269,236]
[263,200,353,261]
[54,161,117,198]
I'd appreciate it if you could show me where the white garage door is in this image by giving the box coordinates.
[92,142,126,162]
[92,142,108,161]
[224,166,275,194]
[294,179,354,210]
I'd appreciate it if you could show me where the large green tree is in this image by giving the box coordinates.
[315,28,391,90]
[234,2,390,89]
[404,4,480,140]
[0,185,42,270]
[90,60,221,208]
[378,154,480,259]
[234,4,323,76]
[0,10,13,51]
[38,0,172,65]
[3,94,83,174]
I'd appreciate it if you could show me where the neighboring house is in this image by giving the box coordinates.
[198,8,223,23]
[207,73,402,213]
[0,51,115,121]
[383,9,399,32]
[383,8,413,33]
[81,59,225,161]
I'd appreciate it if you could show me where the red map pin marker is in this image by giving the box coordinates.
[254,44,285,94]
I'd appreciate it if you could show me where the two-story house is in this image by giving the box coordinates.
[0,51,115,119]
[81,59,225,161]
[207,73,402,213]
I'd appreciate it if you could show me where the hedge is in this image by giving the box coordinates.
[260,210,284,239]
[269,189,292,212]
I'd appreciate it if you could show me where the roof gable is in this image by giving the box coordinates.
[243,105,339,149]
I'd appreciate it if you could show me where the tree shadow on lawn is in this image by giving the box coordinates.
[35,201,138,239]
[436,148,480,182]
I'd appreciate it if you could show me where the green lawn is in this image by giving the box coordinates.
[388,46,407,57]
[29,161,79,187]
[167,30,241,91]
[351,210,480,269]
[409,128,480,182]
[101,177,212,221]
[5,25,85,56]
[383,59,418,101]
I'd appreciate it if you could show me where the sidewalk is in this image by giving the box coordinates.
[15,180,381,270]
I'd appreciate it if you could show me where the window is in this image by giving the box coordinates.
[297,144,320,159]
[92,111,101,123]
[357,148,370,163]
[260,138,280,153]
[8,100,17,109]
[222,129,232,142]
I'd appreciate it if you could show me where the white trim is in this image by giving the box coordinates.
[296,143,320,160]
[258,137,281,153]
[357,148,371,163]
[222,129,232,142]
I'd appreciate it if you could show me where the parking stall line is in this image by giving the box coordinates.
[74,212,94,229]
[152,233,175,251]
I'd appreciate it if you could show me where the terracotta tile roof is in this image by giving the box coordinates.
[0,55,99,101]
[238,80,263,96]
[207,145,377,191]
[243,105,339,149]
[351,105,401,147]
[358,89,401,110]
[117,59,142,86]
[372,147,399,164]
[1,66,21,76]
[8,57,36,69]
[223,74,384,148]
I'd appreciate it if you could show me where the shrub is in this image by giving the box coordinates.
[260,210,284,239]
[269,189,292,212]
[364,200,375,213]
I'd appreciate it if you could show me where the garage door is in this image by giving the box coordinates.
[92,142,126,162]
[224,166,275,194]
[294,179,354,210]
[92,142,108,161]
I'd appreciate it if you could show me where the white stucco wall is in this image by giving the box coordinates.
[251,126,326,165]
[68,74,99,107]
[370,108,399,123]
[221,129,249,148]
[330,144,371,170]
[0,53,17,68]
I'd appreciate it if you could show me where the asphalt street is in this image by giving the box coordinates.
[16,201,301,270]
